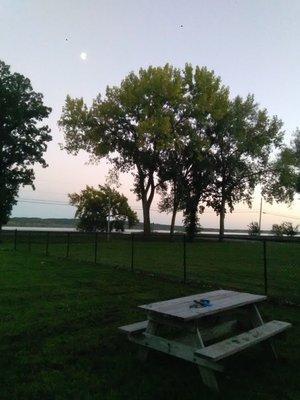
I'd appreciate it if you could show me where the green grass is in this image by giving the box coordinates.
[0,249,299,399]
[2,231,300,303]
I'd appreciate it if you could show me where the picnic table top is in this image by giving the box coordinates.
[139,290,266,321]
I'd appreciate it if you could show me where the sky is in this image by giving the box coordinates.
[0,0,299,229]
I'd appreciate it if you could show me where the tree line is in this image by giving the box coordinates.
[0,61,299,238]
[59,64,299,238]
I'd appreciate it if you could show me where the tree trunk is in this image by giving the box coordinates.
[142,202,151,235]
[137,169,155,236]
[184,195,200,241]
[170,205,178,236]
[219,200,226,241]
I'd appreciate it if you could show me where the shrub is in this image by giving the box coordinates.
[281,222,299,237]
[271,222,299,237]
[271,224,284,237]
[248,221,260,236]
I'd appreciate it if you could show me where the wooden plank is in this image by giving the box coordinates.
[249,304,278,361]
[200,320,238,342]
[119,320,148,335]
[140,290,235,313]
[130,333,224,372]
[142,292,266,321]
[195,320,291,361]
[137,319,158,362]
[199,367,219,393]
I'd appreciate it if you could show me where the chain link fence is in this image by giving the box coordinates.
[1,229,299,304]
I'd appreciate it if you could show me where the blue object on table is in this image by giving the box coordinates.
[199,298,211,307]
[190,298,211,308]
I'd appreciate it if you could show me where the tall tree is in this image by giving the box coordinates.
[59,65,185,234]
[262,129,300,202]
[69,185,138,232]
[0,61,51,229]
[165,66,229,239]
[205,95,284,240]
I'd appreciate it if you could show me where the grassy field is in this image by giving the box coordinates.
[0,248,299,399]
[2,231,300,303]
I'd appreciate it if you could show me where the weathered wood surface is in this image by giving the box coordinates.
[140,290,266,321]
[195,320,291,361]
[137,319,158,362]
[130,332,224,372]
[249,304,278,360]
[119,320,148,335]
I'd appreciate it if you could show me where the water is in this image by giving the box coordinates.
[2,226,286,236]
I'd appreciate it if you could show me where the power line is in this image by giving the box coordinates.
[17,197,260,214]
[262,211,300,221]
[16,197,299,220]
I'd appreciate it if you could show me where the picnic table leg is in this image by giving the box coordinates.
[198,367,219,393]
[138,319,158,362]
[250,304,278,361]
[195,325,220,393]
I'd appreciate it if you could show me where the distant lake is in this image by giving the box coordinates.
[3,226,289,236]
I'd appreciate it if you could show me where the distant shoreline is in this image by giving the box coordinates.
[5,217,275,234]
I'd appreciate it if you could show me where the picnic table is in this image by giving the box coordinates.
[119,290,291,392]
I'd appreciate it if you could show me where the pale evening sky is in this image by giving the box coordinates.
[0,0,299,229]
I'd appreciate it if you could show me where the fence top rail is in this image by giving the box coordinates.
[1,229,300,243]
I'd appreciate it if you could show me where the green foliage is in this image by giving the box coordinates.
[271,224,285,237]
[59,63,290,239]
[69,185,138,232]
[248,221,260,236]
[263,129,300,201]
[272,222,298,237]
[157,66,283,239]
[281,222,299,237]
[60,65,186,234]
[0,60,51,227]
[205,95,283,238]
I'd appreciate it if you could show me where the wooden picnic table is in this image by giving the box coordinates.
[119,290,291,393]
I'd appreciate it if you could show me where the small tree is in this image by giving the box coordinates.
[0,61,51,229]
[248,221,260,236]
[69,185,138,232]
[281,222,298,237]
[271,223,284,237]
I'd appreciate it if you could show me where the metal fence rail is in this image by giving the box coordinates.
[1,229,299,304]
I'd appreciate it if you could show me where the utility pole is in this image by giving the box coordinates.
[107,196,111,241]
[258,197,263,234]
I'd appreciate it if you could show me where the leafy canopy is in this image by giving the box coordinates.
[59,64,186,234]
[0,60,51,227]
[69,185,138,232]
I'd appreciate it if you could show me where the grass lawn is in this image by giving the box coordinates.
[2,231,300,303]
[0,248,299,399]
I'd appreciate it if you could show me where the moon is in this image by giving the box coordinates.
[80,52,87,61]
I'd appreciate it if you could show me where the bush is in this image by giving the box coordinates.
[281,222,299,237]
[248,221,260,236]
[272,222,298,237]
[271,224,284,237]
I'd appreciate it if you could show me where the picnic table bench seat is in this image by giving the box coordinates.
[119,320,148,335]
[195,320,291,361]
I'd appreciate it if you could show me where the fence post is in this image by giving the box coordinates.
[14,229,17,251]
[263,240,268,295]
[46,231,50,256]
[66,232,70,258]
[94,232,98,264]
[131,233,134,272]
[183,234,187,283]
[28,232,31,252]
